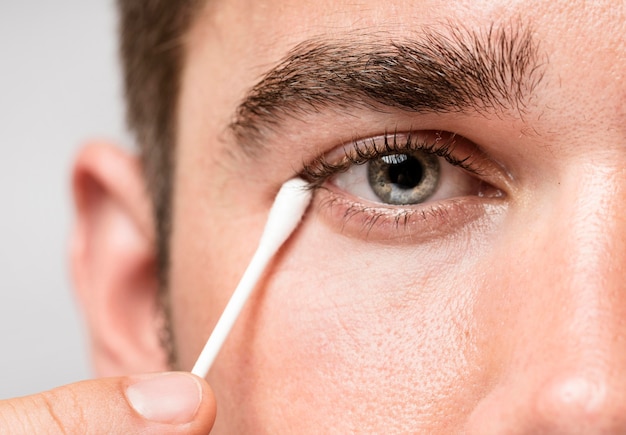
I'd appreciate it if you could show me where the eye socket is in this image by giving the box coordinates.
[331,138,489,208]
[367,151,440,205]
[300,130,506,238]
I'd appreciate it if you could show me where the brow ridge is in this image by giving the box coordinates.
[229,20,546,151]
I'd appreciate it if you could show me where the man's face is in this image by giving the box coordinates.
[167,0,626,432]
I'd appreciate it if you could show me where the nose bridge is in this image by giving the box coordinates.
[548,162,626,340]
[467,161,626,433]
[539,162,626,386]
[523,160,626,373]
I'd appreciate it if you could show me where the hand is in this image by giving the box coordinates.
[0,372,215,434]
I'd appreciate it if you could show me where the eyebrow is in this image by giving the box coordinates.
[228,20,546,151]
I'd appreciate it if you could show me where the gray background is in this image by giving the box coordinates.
[0,1,129,398]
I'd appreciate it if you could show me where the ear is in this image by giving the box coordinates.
[70,142,168,377]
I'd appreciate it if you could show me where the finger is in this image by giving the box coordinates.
[0,372,215,434]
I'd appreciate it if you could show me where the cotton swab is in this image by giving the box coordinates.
[191,177,312,378]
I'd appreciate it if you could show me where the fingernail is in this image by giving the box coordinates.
[126,372,202,424]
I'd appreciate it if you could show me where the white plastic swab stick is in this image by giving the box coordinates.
[191,178,312,378]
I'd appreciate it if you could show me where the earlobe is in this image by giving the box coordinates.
[70,142,169,376]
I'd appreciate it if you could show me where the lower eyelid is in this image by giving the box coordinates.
[313,185,506,243]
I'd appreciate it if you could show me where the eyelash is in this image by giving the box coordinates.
[300,130,481,188]
[296,130,496,237]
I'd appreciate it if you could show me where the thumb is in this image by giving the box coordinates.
[0,372,215,434]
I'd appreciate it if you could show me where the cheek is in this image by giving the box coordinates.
[204,217,500,433]
[167,197,270,372]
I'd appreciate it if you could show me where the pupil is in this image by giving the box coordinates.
[367,150,439,205]
[386,154,424,189]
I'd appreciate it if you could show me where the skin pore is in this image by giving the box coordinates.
[83,0,626,433]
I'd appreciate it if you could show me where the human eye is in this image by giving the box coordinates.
[300,130,507,240]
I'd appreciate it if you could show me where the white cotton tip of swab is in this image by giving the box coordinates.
[191,177,312,378]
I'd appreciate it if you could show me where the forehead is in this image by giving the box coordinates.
[186,0,624,72]
[182,0,625,131]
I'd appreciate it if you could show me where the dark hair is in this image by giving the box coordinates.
[117,0,202,287]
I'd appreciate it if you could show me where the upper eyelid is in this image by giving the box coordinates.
[356,131,480,174]
[299,130,485,187]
